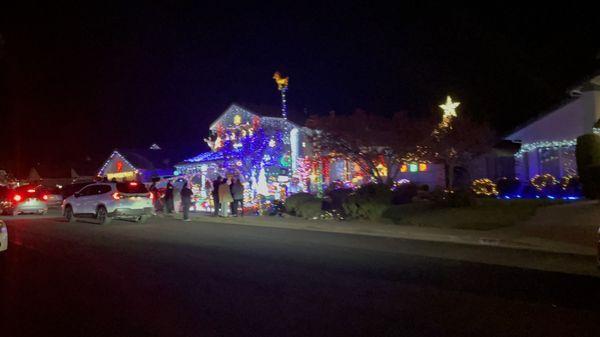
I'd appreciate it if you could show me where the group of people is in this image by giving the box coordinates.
[210,176,244,217]
[149,180,194,221]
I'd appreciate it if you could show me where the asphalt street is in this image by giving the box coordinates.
[1,213,599,337]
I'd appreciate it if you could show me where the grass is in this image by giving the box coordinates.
[381,199,563,230]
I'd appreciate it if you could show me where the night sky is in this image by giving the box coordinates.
[0,2,598,177]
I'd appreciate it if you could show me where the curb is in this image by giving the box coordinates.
[188,215,595,257]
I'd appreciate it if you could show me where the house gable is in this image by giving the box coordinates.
[209,103,260,131]
[98,151,138,176]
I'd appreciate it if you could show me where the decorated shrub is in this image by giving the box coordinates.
[470,178,498,197]
[560,176,582,198]
[530,174,560,197]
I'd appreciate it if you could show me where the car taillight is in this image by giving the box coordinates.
[13,194,22,202]
[27,189,36,193]
[112,192,122,200]
[148,192,154,200]
[130,182,138,186]
[42,195,49,201]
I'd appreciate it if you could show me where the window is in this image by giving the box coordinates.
[116,182,148,193]
[78,186,98,196]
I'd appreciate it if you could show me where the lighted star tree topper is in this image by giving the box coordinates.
[273,71,289,119]
[438,95,460,129]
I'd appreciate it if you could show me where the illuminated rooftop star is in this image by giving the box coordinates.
[439,96,460,119]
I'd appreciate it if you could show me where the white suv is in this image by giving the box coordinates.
[62,182,154,224]
[0,220,7,252]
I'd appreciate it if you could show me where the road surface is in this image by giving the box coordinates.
[1,214,599,337]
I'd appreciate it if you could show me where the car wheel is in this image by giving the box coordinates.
[138,215,150,223]
[64,206,75,223]
[96,206,111,225]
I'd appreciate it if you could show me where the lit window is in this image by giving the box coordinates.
[409,163,418,172]
[418,163,427,172]
[400,164,408,172]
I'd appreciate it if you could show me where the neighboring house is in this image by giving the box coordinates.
[505,74,600,181]
[98,144,180,182]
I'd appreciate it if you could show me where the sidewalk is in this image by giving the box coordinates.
[189,207,598,257]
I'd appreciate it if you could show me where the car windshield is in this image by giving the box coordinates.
[116,182,148,194]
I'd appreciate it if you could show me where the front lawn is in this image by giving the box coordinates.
[381,199,563,230]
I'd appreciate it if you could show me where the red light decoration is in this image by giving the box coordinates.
[130,182,138,186]
[116,161,123,172]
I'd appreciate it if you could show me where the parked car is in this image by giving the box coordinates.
[0,185,48,216]
[38,186,63,208]
[0,220,7,252]
[62,181,154,224]
[61,181,94,199]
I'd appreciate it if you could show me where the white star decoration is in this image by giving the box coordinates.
[439,96,460,120]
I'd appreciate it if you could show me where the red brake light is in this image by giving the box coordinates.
[42,195,49,201]
[27,189,36,193]
[112,192,121,200]
[130,182,138,186]
[13,194,22,202]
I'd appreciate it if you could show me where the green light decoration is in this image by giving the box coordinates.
[279,154,292,167]
[409,163,418,172]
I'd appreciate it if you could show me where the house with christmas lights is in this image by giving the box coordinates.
[505,73,600,181]
[98,145,180,182]
[173,103,320,209]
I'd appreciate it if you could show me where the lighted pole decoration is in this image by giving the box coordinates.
[273,71,289,119]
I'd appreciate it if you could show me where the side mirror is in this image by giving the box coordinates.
[74,192,80,198]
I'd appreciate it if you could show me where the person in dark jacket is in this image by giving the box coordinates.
[230,177,244,217]
[180,181,193,221]
[165,181,174,214]
[211,176,222,216]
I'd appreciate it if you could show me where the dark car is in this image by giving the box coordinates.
[0,185,48,216]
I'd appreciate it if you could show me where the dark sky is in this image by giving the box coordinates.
[0,2,598,176]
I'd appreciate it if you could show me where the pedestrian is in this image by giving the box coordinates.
[212,175,222,216]
[230,177,244,217]
[180,181,193,221]
[218,177,233,217]
[149,181,160,212]
[165,181,174,214]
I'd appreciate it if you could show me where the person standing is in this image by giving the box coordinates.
[165,181,174,214]
[211,176,222,216]
[218,177,233,217]
[180,181,193,221]
[149,181,160,212]
[230,177,244,217]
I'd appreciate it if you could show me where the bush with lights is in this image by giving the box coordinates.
[470,178,498,197]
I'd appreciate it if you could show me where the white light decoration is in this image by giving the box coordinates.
[515,139,577,158]
[269,138,276,147]
[438,96,460,129]
[273,71,289,119]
